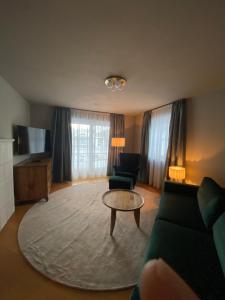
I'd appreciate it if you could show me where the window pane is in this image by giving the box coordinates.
[71,117,110,180]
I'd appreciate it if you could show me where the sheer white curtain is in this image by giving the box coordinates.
[71,109,110,180]
[148,105,172,189]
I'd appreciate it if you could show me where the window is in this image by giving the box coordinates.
[71,110,110,180]
[148,105,172,189]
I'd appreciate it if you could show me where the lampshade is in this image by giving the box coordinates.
[111,137,125,147]
[169,166,186,182]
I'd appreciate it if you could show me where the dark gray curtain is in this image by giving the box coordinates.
[165,99,186,177]
[52,107,72,182]
[107,113,125,176]
[139,111,151,183]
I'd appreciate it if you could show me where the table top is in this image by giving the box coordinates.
[102,189,144,211]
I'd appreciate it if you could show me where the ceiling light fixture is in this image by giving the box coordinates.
[105,76,127,92]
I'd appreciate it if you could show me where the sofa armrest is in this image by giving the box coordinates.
[164,180,199,197]
[222,188,225,196]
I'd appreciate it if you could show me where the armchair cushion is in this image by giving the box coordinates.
[115,171,136,178]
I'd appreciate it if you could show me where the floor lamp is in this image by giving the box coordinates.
[111,137,126,165]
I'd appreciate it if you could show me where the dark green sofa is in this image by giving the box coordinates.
[131,177,225,300]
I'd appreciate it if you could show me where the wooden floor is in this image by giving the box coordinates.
[0,179,158,300]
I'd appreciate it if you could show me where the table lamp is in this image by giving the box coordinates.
[169,166,185,183]
[111,137,125,148]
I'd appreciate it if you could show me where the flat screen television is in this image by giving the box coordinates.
[14,125,51,155]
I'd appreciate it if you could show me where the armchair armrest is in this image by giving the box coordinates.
[113,165,122,173]
[164,180,199,197]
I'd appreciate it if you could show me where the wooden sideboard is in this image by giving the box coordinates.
[14,158,51,203]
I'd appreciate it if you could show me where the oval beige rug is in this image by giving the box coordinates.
[18,181,159,290]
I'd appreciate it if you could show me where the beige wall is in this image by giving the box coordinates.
[121,113,143,154]
[30,103,54,129]
[186,91,225,186]
[0,75,30,164]
[124,115,135,153]
[133,113,143,153]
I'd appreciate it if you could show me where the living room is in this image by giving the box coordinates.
[0,1,225,300]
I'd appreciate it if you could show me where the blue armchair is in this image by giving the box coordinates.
[113,153,140,187]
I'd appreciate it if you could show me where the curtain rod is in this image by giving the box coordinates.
[152,101,174,111]
[147,98,185,113]
[70,107,110,115]
[58,105,125,116]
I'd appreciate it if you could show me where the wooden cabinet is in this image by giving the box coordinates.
[14,158,51,203]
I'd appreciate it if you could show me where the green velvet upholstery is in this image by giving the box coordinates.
[130,179,225,300]
[131,220,225,300]
[113,153,140,186]
[213,212,225,277]
[164,180,199,197]
[114,171,136,184]
[197,177,225,229]
[157,192,206,231]
[109,175,133,190]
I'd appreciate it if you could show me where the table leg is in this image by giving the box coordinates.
[110,209,117,235]
[134,209,140,227]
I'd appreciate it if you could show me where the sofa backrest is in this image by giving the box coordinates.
[213,212,225,278]
[197,177,225,229]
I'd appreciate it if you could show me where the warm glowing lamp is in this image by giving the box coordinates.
[169,166,186,182]
[111,137,125,148]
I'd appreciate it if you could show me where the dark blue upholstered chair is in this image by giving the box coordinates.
[113,153,140,187]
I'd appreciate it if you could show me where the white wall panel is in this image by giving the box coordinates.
[0,139,15,231]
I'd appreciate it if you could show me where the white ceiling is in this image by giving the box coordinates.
[0,1,225,115]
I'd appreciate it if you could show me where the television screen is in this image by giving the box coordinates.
[14,125,51,155]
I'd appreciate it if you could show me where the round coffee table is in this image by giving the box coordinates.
[102,189,144,235]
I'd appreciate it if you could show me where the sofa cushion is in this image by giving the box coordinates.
[145,220,225,300]
[197,177,225,229]
[213,212,225,278]
[130,219,225,300]
[157,192,206,231]
[164,181,198,197]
